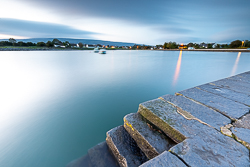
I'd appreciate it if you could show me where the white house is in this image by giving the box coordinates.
[54,44,65,48]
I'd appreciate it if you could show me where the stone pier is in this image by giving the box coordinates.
[67,71,250,167]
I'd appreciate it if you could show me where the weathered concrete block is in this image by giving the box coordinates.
[66,141,119,167]
[170,134,250,167]
[139,151,187,167]
[229,71,250,83]
[88,141,119,167]
[233,114,250,129]
[231,127,250,144]
[177,87,249,120]
[229,73,250,83]
[161,94,230,130]
[66,154,92,167]
[231,114,250,149]
[196,83,250,106]
[211,77,250,95]
[124,113,176,159]
[106,125,148,167]
[139,98,250,166]
[138,99,208,143]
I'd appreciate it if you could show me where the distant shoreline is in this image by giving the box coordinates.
[0,47,250,52]
[0,47,92,51]
[155,49,250,52]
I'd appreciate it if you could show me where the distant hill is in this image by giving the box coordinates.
[2,38,138,47]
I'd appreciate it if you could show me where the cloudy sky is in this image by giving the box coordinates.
[0,0,249,45]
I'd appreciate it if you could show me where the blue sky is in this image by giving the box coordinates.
[0,0,249,45]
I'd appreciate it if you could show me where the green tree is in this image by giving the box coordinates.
[163,42,178,49]
[27,42,36,46]
[63,41,70,47]
[244,40,250,47]
[207,43,213,49]
[221,44,229,49]
[229,40,242,48]
[187,43,194,47]
[46,41,54,47]
[17,41,27,46]
[163,42,167,49]
[9,38,16,45]
[78,42,84,48]
[156,45,163,49]
[52,38,62,44]
[37,42,46,47]
[215,44,221,48]
[194,43,200,49]
[0,41,12,46]
[132,45,137,49]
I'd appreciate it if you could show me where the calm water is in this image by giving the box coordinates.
[0,50,249,167]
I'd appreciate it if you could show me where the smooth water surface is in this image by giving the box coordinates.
[0,50,249,167]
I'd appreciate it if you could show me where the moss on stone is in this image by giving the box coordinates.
[232,133,250,150]
[138,104,186,144]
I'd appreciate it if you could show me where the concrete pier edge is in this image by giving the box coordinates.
[67,71,250,167]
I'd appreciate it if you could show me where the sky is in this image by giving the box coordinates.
[0,0,250,45]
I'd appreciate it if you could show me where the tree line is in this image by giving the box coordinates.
[157,40,250,49]
[0,38,82,48]
[1,38,250,49]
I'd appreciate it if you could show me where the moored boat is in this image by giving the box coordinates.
[99,49,106,54]
[94,48,99,53]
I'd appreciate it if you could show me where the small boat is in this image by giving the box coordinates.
[99,49,106,54]
[94,48,99,53]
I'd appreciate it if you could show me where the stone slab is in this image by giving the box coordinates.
[88,141,119,167]
[138,99,210,142]
[124,113,176,159]
[170,135,249,167]
[177,87,249,119]
[231,114,250,149]
[66,154,92,167]
[161,94,230,130]
[229,72,250,83]
[197,83,250,106]
[211,77,250,95]
[139,98,250,166]
[106,125,148,167]
[66,141,119,167]
[233,114,250,129]
[139,151,187,167]
[231,127,250,144]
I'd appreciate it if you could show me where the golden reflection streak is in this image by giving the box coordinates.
[231,52,241,76]
[173,51,183,85]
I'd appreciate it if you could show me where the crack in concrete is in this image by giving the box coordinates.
[220,123,250,150]
[231,133,250,150]
[163,99,213,128]
[238,111,250,121]
[169,150,190,167]
[174,93,236,121]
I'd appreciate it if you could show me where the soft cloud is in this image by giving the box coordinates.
[210,27,250,43]
[1,0,250,44]
[0,18,98,38]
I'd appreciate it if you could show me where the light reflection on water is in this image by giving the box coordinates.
[0,50,250,167]
[231,52,241,76]
[173,50,182,86]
